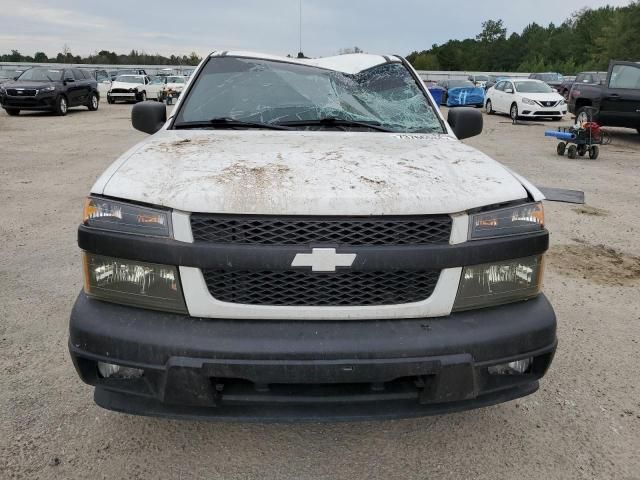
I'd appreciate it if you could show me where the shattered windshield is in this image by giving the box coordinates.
[18,68,63,82]
[174,57,444,133]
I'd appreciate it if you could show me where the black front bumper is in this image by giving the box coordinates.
[69,293,557,421]
[1,93,56,110]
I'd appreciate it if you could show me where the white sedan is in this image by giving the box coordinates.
[106,75,151,104]
[146,75,187,101]
[485,79,567,121]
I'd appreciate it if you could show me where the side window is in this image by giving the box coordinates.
[575,74,584,83]
[96,71,109,82]
[63,69,74,81]
[71,69,84,80]
[609,64,640,89]
[495,81,505,91]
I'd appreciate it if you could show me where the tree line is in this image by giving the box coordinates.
[407,1,640,74]
[0,48,202,66]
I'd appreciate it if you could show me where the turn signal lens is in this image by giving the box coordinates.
[453,256,544,311]
[83,197,171,237]
[469,202,544,240]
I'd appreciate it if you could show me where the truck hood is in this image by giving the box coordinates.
[97,130,529,215]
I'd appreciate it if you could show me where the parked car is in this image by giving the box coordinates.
[0,67,99,116]
[69,50,556,421]
[528,72,564,91]
[437,79,481,105]
[485,78,566,120]
[557,75,576,99]
[82,69,112,96]
[485,75,509,91]
[146,75,187,101]
[566,71,607,101]
[109,69,147,81]
[568,61,640,133]
[467,74,489,88]
[106,74,152,103]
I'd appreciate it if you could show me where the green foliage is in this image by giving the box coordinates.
[0,48,203,66]
[408,2,640,73]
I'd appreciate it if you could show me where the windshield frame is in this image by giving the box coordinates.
[17,68,64,82]
[115,75,144,84]
[514,80,555,93]
[169,54,446,134]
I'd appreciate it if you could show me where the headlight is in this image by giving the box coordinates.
[469,202,544,240]
[522,98,536,105]
[41,86,55,92]
[0,86,6,94]
[453,255,544,311]
[83,196,172,237]
[83,252,187,313]
[558,99,565,105]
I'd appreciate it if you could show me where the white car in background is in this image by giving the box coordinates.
[146,75,187,101]
[485,79,567,121]
[106,74,151,103]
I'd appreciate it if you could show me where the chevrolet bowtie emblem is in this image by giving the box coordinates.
[291,248,357,272]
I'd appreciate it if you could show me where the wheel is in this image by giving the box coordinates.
[575,107,592,125]
[588,145,599,160]
[577,144,588,156]
[637,128,640,135]
[567,145,578,159]
[87,93,99,111]
[4,108,20,116]
[54,95,68,116]
[441,92,447,106]
[137,91,146,102]
[485,99,494,115]
[107,96,114,104]
[510,103,518,121]
[556,142,566,156]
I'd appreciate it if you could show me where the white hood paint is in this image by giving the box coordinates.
[95,129,529,215]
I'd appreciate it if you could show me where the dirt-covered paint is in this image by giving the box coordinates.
[95,129,529,215]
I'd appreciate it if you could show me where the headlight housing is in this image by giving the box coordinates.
[40,86,56,92]
[453,255,544,311]
[522,98,536,105]
[83,252,187,313]
[469,202,544,240]
[83,196,172,237]
[558,99,566,105]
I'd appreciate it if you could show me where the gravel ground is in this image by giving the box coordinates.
[1,103,639,480]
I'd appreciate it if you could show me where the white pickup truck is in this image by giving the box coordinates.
[69,51,556,421]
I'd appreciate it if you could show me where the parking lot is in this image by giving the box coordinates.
[1,102,639,479]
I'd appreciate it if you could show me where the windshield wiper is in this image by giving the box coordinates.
[276,117,393,132]
[174,117,292,131]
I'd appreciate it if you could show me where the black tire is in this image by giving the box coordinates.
[556,142,566,156]
[5,108,20,116]
[87,93,99,111]
[54,95,68,116]
[107,96,115,104]
[567,145,578,159]
[588,145,599,160]
[136,91,147,103]
[577,144,588,156]
[510,103,518,121]
[637,128,640,135]
[485,99,494,115]
[441,92,447,106]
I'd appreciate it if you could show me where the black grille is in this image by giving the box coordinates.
[110,88,134,94]
[202,270,440,306]
[7,89,37,96]
[190,215,452,246]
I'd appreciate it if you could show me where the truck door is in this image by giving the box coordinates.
[599,62,640,128]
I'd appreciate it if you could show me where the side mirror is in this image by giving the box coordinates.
[65,77,74,83]
[132,101,167,134]
[13,75,19,81]
[448,107,483,140]
[505,88,514,94]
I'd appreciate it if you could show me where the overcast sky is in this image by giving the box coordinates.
[0,0,633,59]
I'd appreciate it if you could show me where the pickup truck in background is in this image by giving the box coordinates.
[569,61,640,133]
